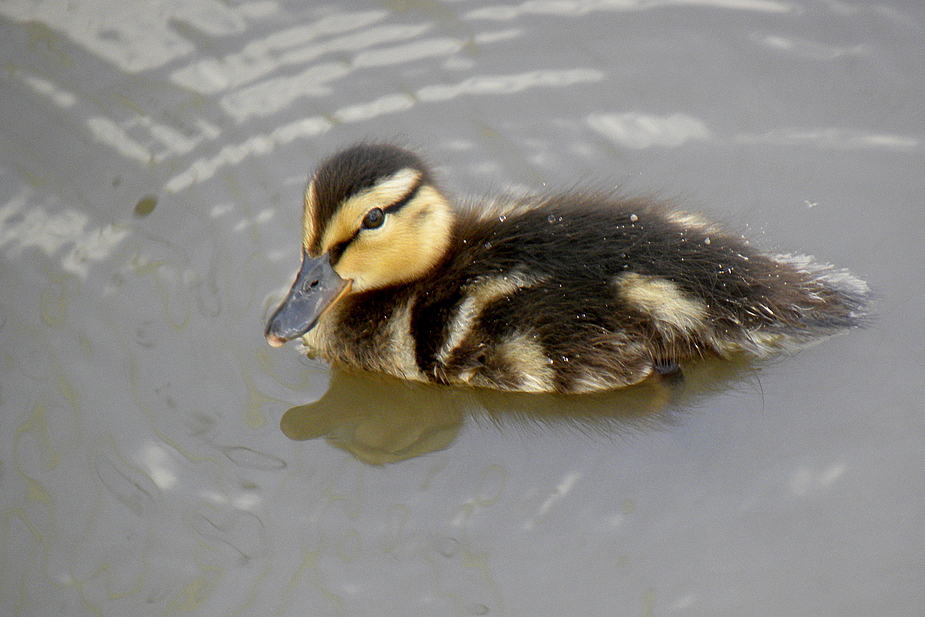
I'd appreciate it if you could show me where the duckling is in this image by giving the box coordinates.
[265,143,869,394]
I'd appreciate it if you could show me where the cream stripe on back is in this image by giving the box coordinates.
[437,271,547,365]
[497,330,554,392]
[382,300,423,380]
[615,272,707,339]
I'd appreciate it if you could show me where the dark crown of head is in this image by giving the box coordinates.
[312,144,432,227]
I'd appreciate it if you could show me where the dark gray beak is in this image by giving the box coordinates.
[265,252,350,347]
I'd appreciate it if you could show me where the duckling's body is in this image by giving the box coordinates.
[266,144,869,394]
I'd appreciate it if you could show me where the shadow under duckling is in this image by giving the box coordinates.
[266,144,869,394]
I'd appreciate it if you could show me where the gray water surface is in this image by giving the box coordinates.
[2,1,924,615]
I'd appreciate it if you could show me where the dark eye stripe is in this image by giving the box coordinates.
[328,179,424,266]
[383,178,422,215]
[329,239,349,265]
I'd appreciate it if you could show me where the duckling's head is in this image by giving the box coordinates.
[266,144,454,347]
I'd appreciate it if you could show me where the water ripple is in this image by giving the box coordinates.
[588,112,711,149]
[0,188,130,279]
[418,68,604,101]
[166,69,603,192]
[752,32,869,60]
[735,127,921,152]
[0,0,256,72]
[465,0,795,21]
[220,62,352,122]
[172,20,424,94]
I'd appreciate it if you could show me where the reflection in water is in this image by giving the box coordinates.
[281,370,467,465]
[281,358,759,464]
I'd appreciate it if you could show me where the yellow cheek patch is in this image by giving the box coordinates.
[335,185,454,291]
[318,168,422,254]
[616,272,707,337]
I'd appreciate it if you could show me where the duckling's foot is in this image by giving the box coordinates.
[653,359,684,385]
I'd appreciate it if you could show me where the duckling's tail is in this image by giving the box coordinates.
[775,253,872,326]
[735,254,872,356]
[716,254,872,359]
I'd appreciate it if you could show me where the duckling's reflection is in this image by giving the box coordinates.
[280,359,760,465]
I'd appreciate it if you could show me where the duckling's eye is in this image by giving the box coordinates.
[361,207,385,230]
